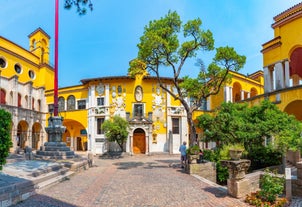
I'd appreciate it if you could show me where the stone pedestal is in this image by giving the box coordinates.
[186,162,216,183]
[35,116,75,160]
[221,159,251,198]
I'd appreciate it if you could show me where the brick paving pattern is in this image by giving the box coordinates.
[8,154,276,207]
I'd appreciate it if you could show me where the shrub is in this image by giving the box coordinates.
[186,144,200,155]
[0,109,12,170]
[259,169,285,203]
[247,145,282,171]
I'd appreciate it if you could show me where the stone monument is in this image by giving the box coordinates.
[36,116,75,160]
[221,159,251,198]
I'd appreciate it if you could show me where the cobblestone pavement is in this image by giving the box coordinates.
[7,154,273,207]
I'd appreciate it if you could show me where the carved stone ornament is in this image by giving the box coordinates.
[96,84,104,95]
[135,86,143,102]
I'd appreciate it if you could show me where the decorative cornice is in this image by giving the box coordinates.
[261,36,282,54]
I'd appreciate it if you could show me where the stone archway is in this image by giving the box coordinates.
[63,119,87,151]
[232,82,242,102]
[17,121,29,149]
[284,100,302,121]
[290,47,302,78]
[133,128,146,154]
[32,123,42,150]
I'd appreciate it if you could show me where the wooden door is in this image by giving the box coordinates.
[133,133,146,154]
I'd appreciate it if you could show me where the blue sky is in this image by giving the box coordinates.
[2,0,302,87]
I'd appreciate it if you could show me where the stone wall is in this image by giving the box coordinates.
[292,161,302,196]
[245,171,262,193]
[287,150,301,166]
[0,179,35,207]
[186,162,216,183]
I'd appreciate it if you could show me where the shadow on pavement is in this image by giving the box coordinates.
[11,194,78,207]
[113,161,145,169]
[203,186,228,198]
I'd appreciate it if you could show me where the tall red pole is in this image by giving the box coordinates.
[54,0,59,116]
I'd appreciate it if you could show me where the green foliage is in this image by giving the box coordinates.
[186,144,200,155]
[198,102,250,145]
[216,162,229,184]
[247,145,282,171]
[202,149,217,162]
[198,100,302,154]
[64,0,93,15]
[259,169,285,203]
[102,116,129,152]
[200,149,229,184]
[128,59,147,77]
[132,10,246,145]
[0,109,12,171]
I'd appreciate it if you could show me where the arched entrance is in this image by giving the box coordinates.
[17,121,28,149]
[232,82,242,102]
[133,128,146,154]
[284,100,302,121]
[32,123,42,150]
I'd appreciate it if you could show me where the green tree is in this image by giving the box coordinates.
[130,11,246,146]
[64,0,93,15]
[198,100,302,170]
[102,116,129,152]
[0,109,12,170]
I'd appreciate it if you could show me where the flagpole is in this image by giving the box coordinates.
[54,0,59,116]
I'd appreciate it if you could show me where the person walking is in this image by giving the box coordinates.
[179,141,187,168]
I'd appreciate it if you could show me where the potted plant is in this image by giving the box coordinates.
[228,143,245,160]
[186,145,201,164]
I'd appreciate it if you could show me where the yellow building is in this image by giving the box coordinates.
[44,67,264,154]
[45,73,189,155]
[0,28,54,152]
[1,27,266,155]
[247,2,302,121]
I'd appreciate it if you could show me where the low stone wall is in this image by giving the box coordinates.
[293,161,302,196]
[186,161,216,183]
[0,179,35,207]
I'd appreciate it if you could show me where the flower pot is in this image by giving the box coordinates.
[188,154,200,164]
[229,149,243,160]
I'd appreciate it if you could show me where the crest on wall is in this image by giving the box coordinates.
[135,85,143,102]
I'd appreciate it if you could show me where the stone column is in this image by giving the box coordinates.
[229,87,233,102]
[241,90,245,100]
[221,159,251,198]
[225,86,230,102]
[284,60,290,88]
[264,67,273,93]
[275,62,285,90]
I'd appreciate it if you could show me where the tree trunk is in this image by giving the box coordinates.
[186,111,197,147]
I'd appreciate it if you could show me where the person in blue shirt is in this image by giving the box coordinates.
[179,141,187,168]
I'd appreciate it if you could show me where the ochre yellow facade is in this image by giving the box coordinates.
[0,28,53,152]
[260,3,302,121]
[3,2,302,154]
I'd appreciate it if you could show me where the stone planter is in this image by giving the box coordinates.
[229,149,243,160]
[188,154,200,164]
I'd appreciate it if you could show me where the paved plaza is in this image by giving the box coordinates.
[1,154,300,207]
[4,154,248,207]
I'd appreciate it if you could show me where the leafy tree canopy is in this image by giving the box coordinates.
[102,116,129,152]
[130,10,246,145]
[197,100,302,153]
[0,109,12,170]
